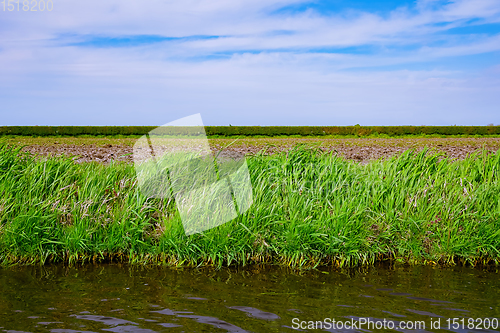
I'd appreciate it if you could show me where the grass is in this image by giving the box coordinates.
[0,142,499,268]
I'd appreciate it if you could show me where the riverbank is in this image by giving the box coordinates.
[0,143,499,267]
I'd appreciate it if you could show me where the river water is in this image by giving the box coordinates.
[0,264,498,332]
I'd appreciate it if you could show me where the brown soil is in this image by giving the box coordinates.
[19,138,500,164]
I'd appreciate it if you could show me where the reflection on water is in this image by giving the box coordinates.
[0,264,498,332]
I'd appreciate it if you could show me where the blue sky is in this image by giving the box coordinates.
[1,0,499,126]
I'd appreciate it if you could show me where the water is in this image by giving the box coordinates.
[0,264,498,332]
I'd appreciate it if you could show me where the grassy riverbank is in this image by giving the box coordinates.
[0,143,499,268]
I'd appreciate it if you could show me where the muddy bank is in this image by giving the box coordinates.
[19,139,500,163]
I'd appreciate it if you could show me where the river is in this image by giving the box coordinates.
[0,264,498,332]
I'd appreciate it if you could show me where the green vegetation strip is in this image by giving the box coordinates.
[1,125,500,137]
[0,143,499,268]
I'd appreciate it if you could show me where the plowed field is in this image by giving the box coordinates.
[8,137,500,163]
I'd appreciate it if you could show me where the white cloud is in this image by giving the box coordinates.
[0,0,499,125]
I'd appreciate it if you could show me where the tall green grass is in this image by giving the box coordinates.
[0,143,499,267]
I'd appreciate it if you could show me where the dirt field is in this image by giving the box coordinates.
[8,137,500,164]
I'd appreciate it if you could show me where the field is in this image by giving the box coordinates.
[5,136,500,164]
[1,138,499,268]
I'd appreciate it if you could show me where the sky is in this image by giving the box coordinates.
[1,0,499,126]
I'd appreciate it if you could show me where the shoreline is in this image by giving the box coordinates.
[1,143,499,268]
[3,252,498,268]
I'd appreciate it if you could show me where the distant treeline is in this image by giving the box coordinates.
[1,125,500,137]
